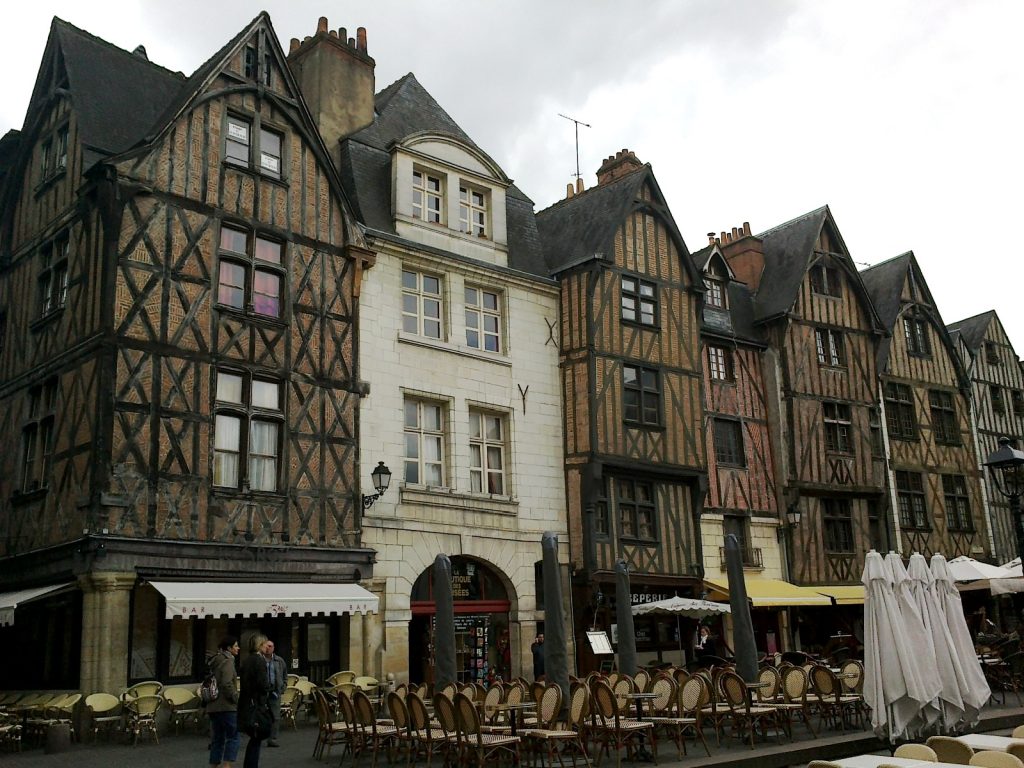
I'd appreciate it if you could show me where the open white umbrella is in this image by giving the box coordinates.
[887,553,942,736]
[931,554,991,728]
[907,553,964,731]
[632,596,731,662]
[863,551,936,741]
[989,558,1024,594]
[947,556,1016,585]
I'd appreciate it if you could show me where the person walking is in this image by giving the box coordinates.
[531,633,545,681]
[239,634,273,768]
[263,639,287,747]
[207,636,240,768]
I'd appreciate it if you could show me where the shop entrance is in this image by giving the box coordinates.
[409,558,511,685]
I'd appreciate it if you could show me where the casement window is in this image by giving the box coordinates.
[20,378,57,492]
[896,470,929,530]
[704,260,729,309]
[402,270,443,339]
[617,479,656,541]
[822,498,854,553]
[623,364,661,426]
[225,115,283,178]
[991,385,1005,416]
[884,382,917,440]
[213,370,282,492]
[713,418,745,467]
[869,407,884,458]
[810,263,842,297]
[459,185,487,237]
[1012,390,1024,419]
[903,315,931,357]
[38,234,69,317]
[54,127,68,171]
[404,398,445,487]
[929,389,960,445]
[464,286,501,352]
[621,276,657,326]
[216,224,284,318]
[867,500,885,552]
[985,341,1001,365]
[724,514,757,565]
[41,138,52,180]
[412,170,443,224]
[815,327,846,367]
[469,410,506,494]
[943,474,973,532]
[593,492,610,537]
[823,401,853,454]
[708,345,734,381]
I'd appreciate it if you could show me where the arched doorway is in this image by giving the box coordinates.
[409,557,511,685]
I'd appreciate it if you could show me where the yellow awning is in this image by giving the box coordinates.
[816,585,865,605]
[704,577,833,607]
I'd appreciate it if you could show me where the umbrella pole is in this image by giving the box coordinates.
[677,616,682,661]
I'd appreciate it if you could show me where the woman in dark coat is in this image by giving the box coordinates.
[238,634,272,768]
[207,636,240,768]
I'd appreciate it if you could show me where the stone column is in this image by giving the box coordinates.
[381,619,409,684]
[348,611,365,673]
[78,572,137,693]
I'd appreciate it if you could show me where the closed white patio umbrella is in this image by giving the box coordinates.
[931,554,991,728]
[863,551,935,741]
[907,552,965,731]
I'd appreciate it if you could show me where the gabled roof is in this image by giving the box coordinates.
[338,73,545,277]
[860,252,912,331]
[947,310,996,355]
[687,244,762,344]
[38,19,186,168]
[536,164,698,287]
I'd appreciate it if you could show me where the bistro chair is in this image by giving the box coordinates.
[1004,744,1024,765]
[162,686,202,734]
[312,688,349,761]
[522,683,591,768]
[327,671,357,687]
[648,676,699,759]
[633,670,651,694]
[386,691,415,766]
[807,763,843,768]
[810,665,859,732]
[84,693,123,743]
[719,670,784,748]
[1012,725,1024,738]
[455,692,521,768]
[588,679,655,768]
[124,693,162,745]
[895,744,938,761]
[778,665,817,737]
[970,752,1024,768]
[122,681,163,701]
[410,692,453,768]
[927,736,975,765]
[278,686,301,731]
[353,689,399,768]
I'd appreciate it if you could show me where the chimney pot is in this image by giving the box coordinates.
[707,232,716,245]
[743,221,751,236]
[317,16,328,34]
[732,227,739,239]
[132,44,148,59]
[576,177,584,194]
[720,232,727,243]
[289,38,300,53]
[357,27,368,53]
[339,27,347,42]
[329,29,338,38]
[348,37,356,48]
[566,183,574,199]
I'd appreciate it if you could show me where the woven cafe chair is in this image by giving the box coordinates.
[1006,744,1024,765]
[895,744,938,761]
[633,670,651,694]
[439,682,459,701]
[125,693,162,745]
[519,683,561,764]
[588,679,655,768]
[810,665,859,732]
[162,687,202,735]
[327,671,357,687]
[385,691,414,766]
[278,686,301,731]
[353,689,399,768]
[84,693,122,743]
[807,763,843,768]
[970,752,1024,768]
[756,666,782,703]
[523,683,592,768]
[696,670,728,746]
[611,677,633,716]
[719,670,783,748]
[778,665,817,737]
[409,692,453,768]
[481,684,503,729]
[672,668,690,688]
[649,675,704,759]
[1013,725,1024,739]
[928,736,975,765]
[313,688,351,762]
[455,692,521,768]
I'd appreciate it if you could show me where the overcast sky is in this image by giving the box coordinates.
[3,1,1022,350]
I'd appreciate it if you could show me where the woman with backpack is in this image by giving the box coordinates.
[207,636,240,768]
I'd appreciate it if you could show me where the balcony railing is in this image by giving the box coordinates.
[719,545,763,569]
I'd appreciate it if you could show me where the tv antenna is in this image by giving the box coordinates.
[558,113,591,182]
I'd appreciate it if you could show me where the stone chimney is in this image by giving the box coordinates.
[718,221,766,292]
[287,17,375,162]
[596,149,643,185]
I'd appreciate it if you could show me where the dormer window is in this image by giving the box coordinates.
[704,259,729,309]
[413,170,443,224]
[459,185,487,237]
[810,262,842,297]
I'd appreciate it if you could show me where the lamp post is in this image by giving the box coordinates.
[984,436,1024,566]
[362,461,392,509]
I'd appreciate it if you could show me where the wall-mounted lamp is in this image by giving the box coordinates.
[362,461,392,509]
[777,503,802,540]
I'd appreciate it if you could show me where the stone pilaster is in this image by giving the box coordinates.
[78,571,137,693]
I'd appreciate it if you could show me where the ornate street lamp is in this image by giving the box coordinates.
[984,436,1024,565]
[362,461,392,509]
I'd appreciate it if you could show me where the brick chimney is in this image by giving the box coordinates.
[288,17,375,162]
[718,222,765,292]
[596,148,643,185]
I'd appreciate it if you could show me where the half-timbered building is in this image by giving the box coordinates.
[329,64,568,684]
[947,310,1024,564]
[730,209,888,626]
[861,253,989,561]
[536,150,707,671]
[0,14,378,692]
[689,233,793,653]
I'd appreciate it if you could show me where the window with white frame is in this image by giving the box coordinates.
[704,260,729,309]
[20,378,57,492]
[621,275,658,326]
[708,345,733,381]
[465,286,501,352]
[38,234,69,317]
[402,270,443,339]
[412,170,443,224]
[815,327,846,367]
[469,410,506,494]
[217,224,284,318]
[459,185,487,237]
[404,398,445,486]
[225,115,283,178]
[213,370,282,492]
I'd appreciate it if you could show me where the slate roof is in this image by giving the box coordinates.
[338,73,546,278]
[860,252,911,331]
[753,206,831,322]
[44,19,186,168]
[688,244,763,344]
[947,311,995,355]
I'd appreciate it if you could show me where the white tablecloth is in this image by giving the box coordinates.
[956,734,1024,752]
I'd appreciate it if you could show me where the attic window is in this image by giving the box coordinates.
[413,170,443,224]
[903,314,931,358]
[810,263,842,297]
[704,260,728,309]
[459,185,487,237]
[225,115,284,179]
[985,341,1001,365]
